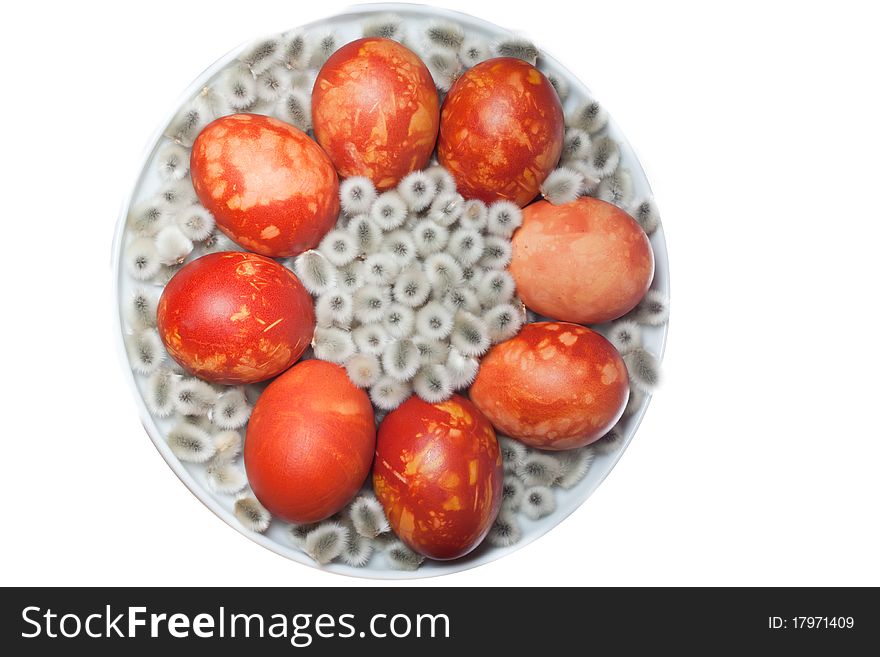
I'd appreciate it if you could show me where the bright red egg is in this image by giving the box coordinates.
[312,37,440,190]
[190,113,339,257]
[244,360,376,523]
[373,394,502,560]
[157,251,314,384]
[510,197,655,324]
[438,57,564,206]
[470,322,629,450]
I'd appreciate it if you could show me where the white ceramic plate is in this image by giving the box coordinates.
[112,3,669,578]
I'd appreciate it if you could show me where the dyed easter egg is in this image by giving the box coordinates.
[157,252,314,384]
[470,322,629,450]
[373,395,503,560]
[510,197,654,324]
[438,58,564,206]
[244,360,376,523]
[312,38,440,190]
[190,113,339,257]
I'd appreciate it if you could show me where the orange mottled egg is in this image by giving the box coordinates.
[190,113,339,257]
[510,197,655,324]
[157,252,314,384]
[312,38,440,190]
[470,322,629,450]
[373,395,503,560]
[438,58,564,206]
[245,360,376,523]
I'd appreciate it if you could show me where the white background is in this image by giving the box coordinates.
[2,0,878,587]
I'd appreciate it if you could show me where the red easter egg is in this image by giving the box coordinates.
[438,58,564,206]
[157,252,314,384]
[312,38,440,190]
[244,360,376,523]
[373,394,503,560]
[190,113,339,257]
[470,322,629,450]
[510,197,655,324]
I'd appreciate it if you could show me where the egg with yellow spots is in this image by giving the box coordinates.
[190,113,340,257]
[157,252,314,384]
[312,37,440,190]
[373,394,503,560]
[438,57,564,206]
[470,322,630,450]
[245,360,376,523]
[510,197,655,324]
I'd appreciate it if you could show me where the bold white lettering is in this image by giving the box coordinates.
[128,606,147,637]
[150,613,167,637]
[193,613,214,638]
[167,613,190,638]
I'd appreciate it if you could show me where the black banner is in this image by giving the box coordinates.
[1,587,875,654]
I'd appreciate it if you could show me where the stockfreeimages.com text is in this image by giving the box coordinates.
[21,605,450,647]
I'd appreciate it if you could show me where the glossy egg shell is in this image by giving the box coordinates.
[510,197,655,324]
[190,113,339,257]
[373,395,503,560]
[438,57,564,206]
[312,38,440,190]
[244,360,376,523]
[157,252,314,384]
[470,322,629,450]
